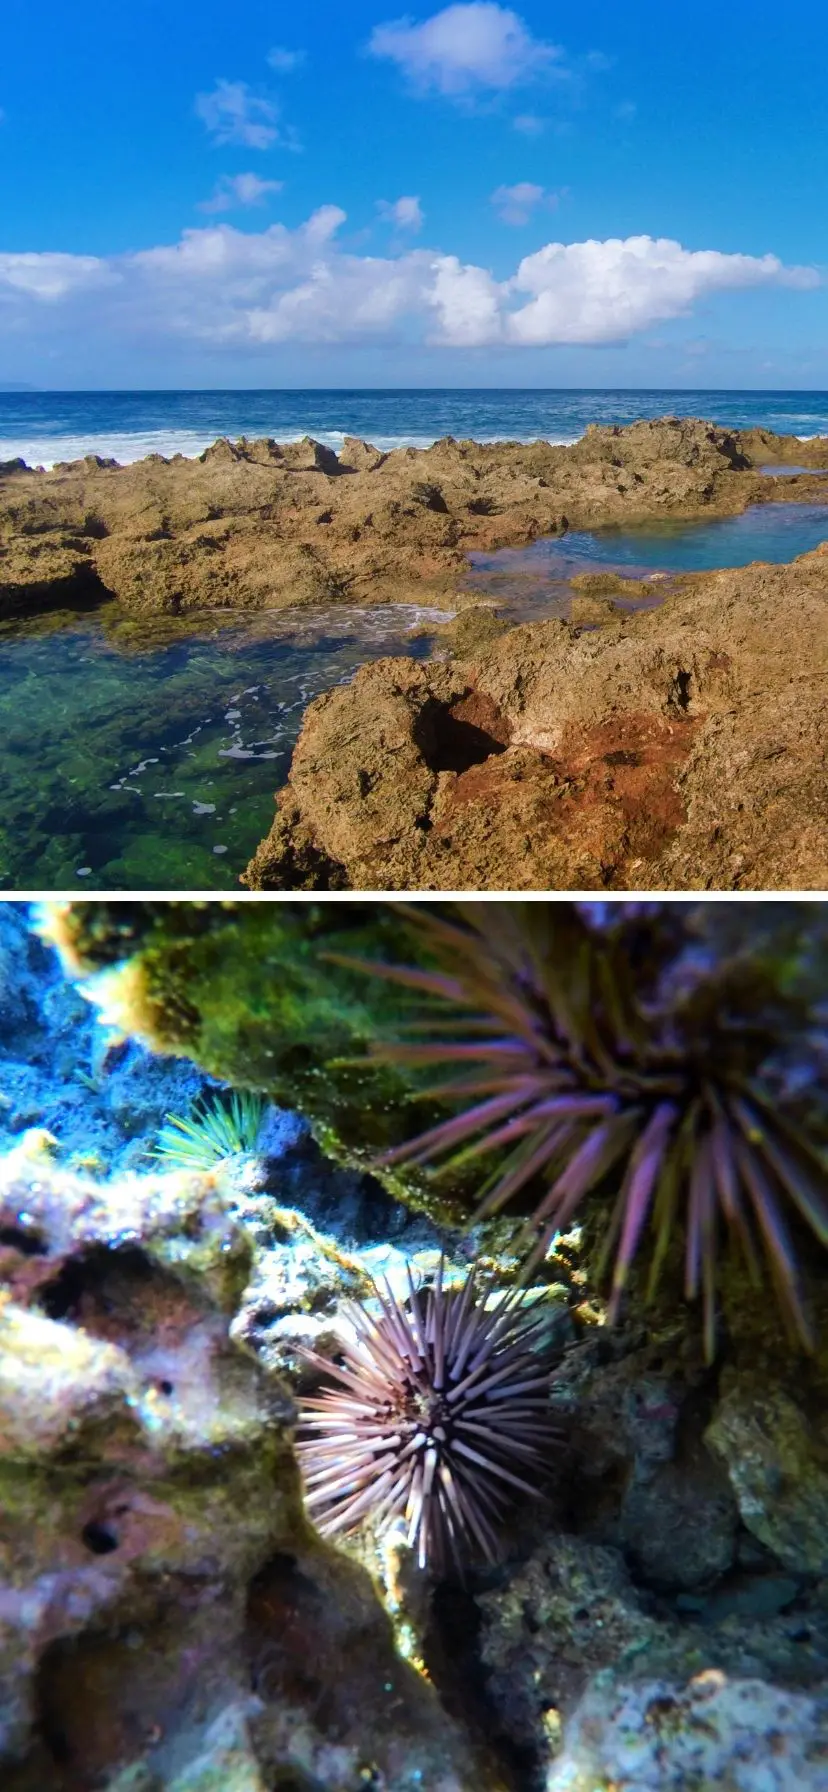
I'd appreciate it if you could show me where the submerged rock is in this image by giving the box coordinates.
[0,1137,490,1791]
[5,903,828,1786]
[545,1671,828,1791]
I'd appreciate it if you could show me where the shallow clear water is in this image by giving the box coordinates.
[466,501,828,619]
[0,606,441,892]
[1,479,826,890]
[2,387,827,467]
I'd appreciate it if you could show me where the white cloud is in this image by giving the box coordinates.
[0,221,818,359]
[200,173,285,213]
[267,46,305,73]
[377,195,424,231]
[512,112,545,136]
[492,181,558,225]
[0,252,117,302]
[427,255,503,345]
[195,80,281,149]
[368,3,562,96]
[504,236,818,346]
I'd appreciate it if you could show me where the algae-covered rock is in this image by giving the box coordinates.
[0,1133,490,1791]
[36,898,469,1223]
[707,1377,828,1575]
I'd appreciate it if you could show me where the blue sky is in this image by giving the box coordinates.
[1,0,826,388]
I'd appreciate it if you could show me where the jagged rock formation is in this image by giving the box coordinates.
[2,418,826,622]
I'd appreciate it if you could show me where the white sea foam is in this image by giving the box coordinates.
[0,425,579,470]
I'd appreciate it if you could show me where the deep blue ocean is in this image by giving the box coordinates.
[1,388,827,468]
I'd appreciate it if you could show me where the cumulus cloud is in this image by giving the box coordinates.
[267,46,305,73]
[492,182,558,225]
[0,220,817,358]
[377,195,424,231]
[0,252,118,302]
[504,236,818,346]
[200,173,285,213]
[195,80,281,149]
[368,3,562,96]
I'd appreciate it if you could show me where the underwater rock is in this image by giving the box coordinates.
[0,1137,488,1790]
[0,903,212,1179]
[544,1669,828,1791]
[35,898,467,1223]
[707,1376,828,1576]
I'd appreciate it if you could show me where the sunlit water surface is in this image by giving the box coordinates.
[466,501,828,621]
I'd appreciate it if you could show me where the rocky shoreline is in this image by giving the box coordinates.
[244,541,828,892]
[2,415,828,623]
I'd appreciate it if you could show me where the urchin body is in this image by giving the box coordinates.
[297,1267,558,1574]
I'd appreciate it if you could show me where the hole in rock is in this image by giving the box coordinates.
[414,691,513,775]
[81,1521,120,1556]
[424,1582,538,1789]
[39,1243,155,1323]
[671,669,693,711]
[0,1224,48,1256]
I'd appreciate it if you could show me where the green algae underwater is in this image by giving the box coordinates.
[5,896,828,1792]
[39,895,828,1357]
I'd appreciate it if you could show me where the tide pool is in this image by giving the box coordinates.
[1,500,826,892]
[466,501,828,618]
[0,606,441,891]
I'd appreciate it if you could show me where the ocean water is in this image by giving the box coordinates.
[1,387,828,469]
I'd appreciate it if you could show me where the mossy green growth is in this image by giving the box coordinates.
[45,899,464,1222]
[43,899,828,1248]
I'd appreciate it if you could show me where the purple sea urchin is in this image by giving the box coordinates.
[296,1264,559,1574]
[340,905,828,1359]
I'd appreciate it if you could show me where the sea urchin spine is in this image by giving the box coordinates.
[335,904,828,1359]
[296,1264,559,1575]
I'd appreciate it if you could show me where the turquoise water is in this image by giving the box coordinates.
[0,607,440,892]
[466,501,828,617]
[2,387,827,467]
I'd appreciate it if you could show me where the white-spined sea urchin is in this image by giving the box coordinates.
[296,1264,559,1574]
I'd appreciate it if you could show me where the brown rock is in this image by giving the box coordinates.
[3,415,825,621]
[244,544,828,892]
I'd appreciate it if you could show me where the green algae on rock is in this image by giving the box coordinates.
[36,898,471,1226]
[34,899,828,1351]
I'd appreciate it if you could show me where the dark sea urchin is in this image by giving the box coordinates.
[297,1265,559,1574]
[338,905,828,1359]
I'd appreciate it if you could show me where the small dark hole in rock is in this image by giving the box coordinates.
[604,749,640,768]
[81,1521,119,1556]
[39,1243,154,1321]
[0,1224,48,1257]
[157,1379,174,1396]
[414,692,512,774]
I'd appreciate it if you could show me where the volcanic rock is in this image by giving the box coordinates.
[2,416,827,622]
[244,543,828,891]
